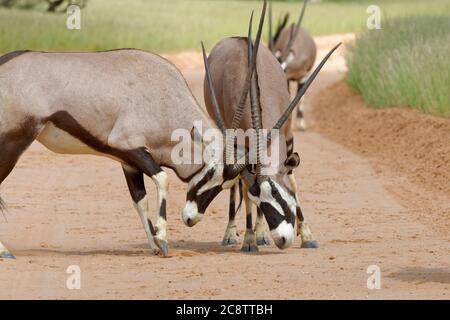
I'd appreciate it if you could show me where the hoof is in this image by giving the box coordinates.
[256,237,271,246]
[154,238,169,257]
[240,245,259,253]
[301,240,319,249]
[222,238,238,246]
[0,251,16,259]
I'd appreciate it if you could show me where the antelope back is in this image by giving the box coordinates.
[0,49,213,172]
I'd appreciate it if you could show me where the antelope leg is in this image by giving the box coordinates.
[241,184,258,252]
[255,208,271,246]
[122,165,160,255]
[288,173,319,248]
[222,182,239,246]
[126,148,169,256]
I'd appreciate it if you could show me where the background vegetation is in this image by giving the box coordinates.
[347,15,450,117]
[0,0,449,53]
[0,0,87,12]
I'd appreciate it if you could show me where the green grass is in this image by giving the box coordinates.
[346,15,450,117]
[0,0,449,53]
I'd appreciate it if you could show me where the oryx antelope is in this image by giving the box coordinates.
[202,1,340,251]
[268,0,317,131]
[0,46,260,259]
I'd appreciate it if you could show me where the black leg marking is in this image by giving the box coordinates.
[122,165,159,254]
[122,166,147,204]
[159,198,167,221]
[126,148,163,178]
[296,205,305,222]
[229,186,236,223]
[241,189,258,253]
[125,149,169,256]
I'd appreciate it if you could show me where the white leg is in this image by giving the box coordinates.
[134,196,160,255]
[288,173,318,248]
[151,171,168,246]
[255,209,271,246]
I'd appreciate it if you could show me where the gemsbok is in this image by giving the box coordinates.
[202,1,340,251]
[268,0,317,131]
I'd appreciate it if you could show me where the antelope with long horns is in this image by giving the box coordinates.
[202,1,341,251]
[0,44,262,259]
[269,0,317,131]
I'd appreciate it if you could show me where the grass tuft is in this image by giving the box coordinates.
[347,15,450,117]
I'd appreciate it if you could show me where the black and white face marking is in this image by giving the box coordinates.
[280,51,295,71]
[248,178,296,249]
[182,161,238,227]
[274,49,295,71]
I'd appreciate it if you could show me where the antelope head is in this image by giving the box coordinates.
[269,0,309,71]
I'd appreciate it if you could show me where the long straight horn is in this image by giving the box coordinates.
[201,41,226,135]
[230,0,267,131]
[248,11,254,67]
[250,64,263,177]
[271,43,342,136]
[230,0,268,175]
[224,11,255,161]
[268,0,274,52]
[296,0,308,31]
[247,16,263,177]
[282,0,309,59]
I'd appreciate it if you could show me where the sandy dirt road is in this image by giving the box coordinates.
[0,34,448,299]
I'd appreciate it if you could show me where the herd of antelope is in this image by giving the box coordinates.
[0,0,340,259]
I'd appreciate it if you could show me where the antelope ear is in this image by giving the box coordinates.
[284,152,300,170]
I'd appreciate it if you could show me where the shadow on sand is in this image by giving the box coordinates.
[13,240,284,258]
[388,267,450,284]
